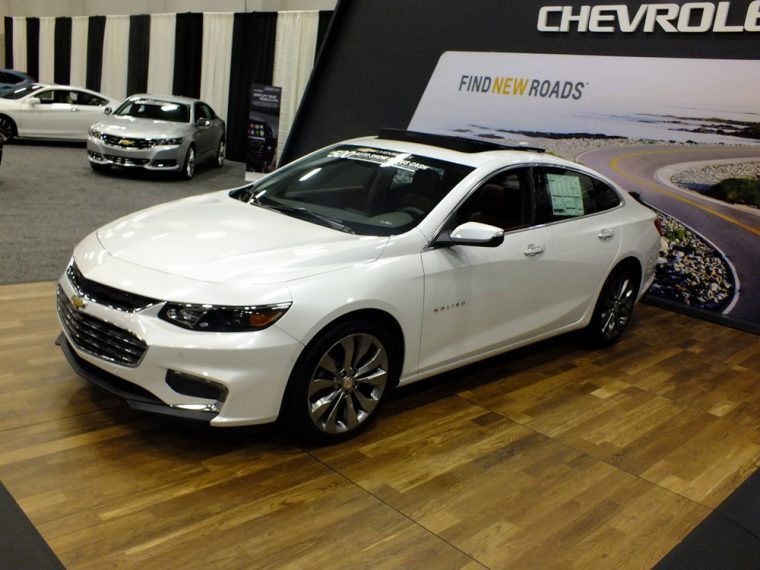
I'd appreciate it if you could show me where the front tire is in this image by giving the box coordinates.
[0,115,16,142]
[281,320,398,444]
[213,138,225,168]
[181,146,196,180]
[585,266,638,346]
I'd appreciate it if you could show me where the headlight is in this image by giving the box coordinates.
[158,302,291,332]
[154,137,183,146]
[88,127,102,138]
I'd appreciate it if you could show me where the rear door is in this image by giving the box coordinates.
[67,90,111,138]
[528,166,624,326]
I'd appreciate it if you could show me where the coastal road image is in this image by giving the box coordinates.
[579,145,760,325]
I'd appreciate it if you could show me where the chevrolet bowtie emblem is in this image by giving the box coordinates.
[70,295,87,310]
[119,139,135,146]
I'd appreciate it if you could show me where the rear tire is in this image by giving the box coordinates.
[281,319,398,445]
[0,115,16,142]
[585,266,639,346]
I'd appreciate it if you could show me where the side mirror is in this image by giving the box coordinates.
[26,96,40,105]
[196,117,211,128]
[104,107,112,115]
[433,221,504,248]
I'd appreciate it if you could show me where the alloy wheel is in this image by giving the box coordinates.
[306,333,389,434]
[216,141,225,167]
[185,147,195,179]
[0,117,14,142]
[599,274,635,342]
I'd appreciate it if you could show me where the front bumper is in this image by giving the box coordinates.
[57,333,219,422]
[87,136,185,171]
[56,269,303,427]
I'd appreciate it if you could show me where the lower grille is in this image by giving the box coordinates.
[152,159,178,168]
[104,154,150,166]
[57,287,148,367]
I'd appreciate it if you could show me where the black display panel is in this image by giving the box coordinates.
[282,0,759,163]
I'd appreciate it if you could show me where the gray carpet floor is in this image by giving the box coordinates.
[1,140,247,284]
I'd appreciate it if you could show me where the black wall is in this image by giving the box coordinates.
[282,0,757,163]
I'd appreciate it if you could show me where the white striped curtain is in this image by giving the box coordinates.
[273,11,319,161]
[200,13,234,123]
[5,11,322,158]
[147,13,176,96]
[11,17,27,74]
[100,15,130,100]
[69,17,89,88]
[38,18,56,83]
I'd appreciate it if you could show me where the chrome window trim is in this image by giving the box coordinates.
[425,162,626,249]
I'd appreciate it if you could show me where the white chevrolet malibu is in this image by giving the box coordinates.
[57,130,661,443]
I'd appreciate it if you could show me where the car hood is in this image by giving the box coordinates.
[0,97,20,109]
[92,115,190,137]
[95,190,390,285]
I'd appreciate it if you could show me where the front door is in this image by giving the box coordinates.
[418,167,553,373]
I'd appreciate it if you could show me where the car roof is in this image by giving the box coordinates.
[126,94,202,105]
[27,83,112,96]
[343,130,577,170]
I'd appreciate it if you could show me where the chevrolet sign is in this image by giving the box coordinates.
[537,1,760,33]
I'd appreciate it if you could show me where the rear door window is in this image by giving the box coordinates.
[534,167,621,224]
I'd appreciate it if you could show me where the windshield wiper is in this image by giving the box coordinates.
[259,203,355,234]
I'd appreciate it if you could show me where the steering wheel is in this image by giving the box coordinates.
[400,206,426,221]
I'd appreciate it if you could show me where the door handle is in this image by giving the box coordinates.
[598,228,615,241]
[523,243,545,257]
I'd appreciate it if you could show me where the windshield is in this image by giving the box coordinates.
[3,84,44,100]
[115,99,190,122]
[232,144,473,236]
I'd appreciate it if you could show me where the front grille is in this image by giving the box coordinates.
[104,154,150,166]
[57,287,148,367]
[67,263,157,312]
[102,134,154,149]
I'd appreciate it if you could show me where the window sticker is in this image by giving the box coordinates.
[327,148,429,172]
[546,173,584,216]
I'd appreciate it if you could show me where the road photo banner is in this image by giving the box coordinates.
[410,51,760,330]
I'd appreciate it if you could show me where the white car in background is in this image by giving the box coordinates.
[0,83,119,142]
[56,130,662,443]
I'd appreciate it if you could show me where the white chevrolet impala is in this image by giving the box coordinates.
[57,130,661,443]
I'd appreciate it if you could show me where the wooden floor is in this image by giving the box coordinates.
[1,282,758,569]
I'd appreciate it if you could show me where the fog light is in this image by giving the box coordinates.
[166,370,228,403]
